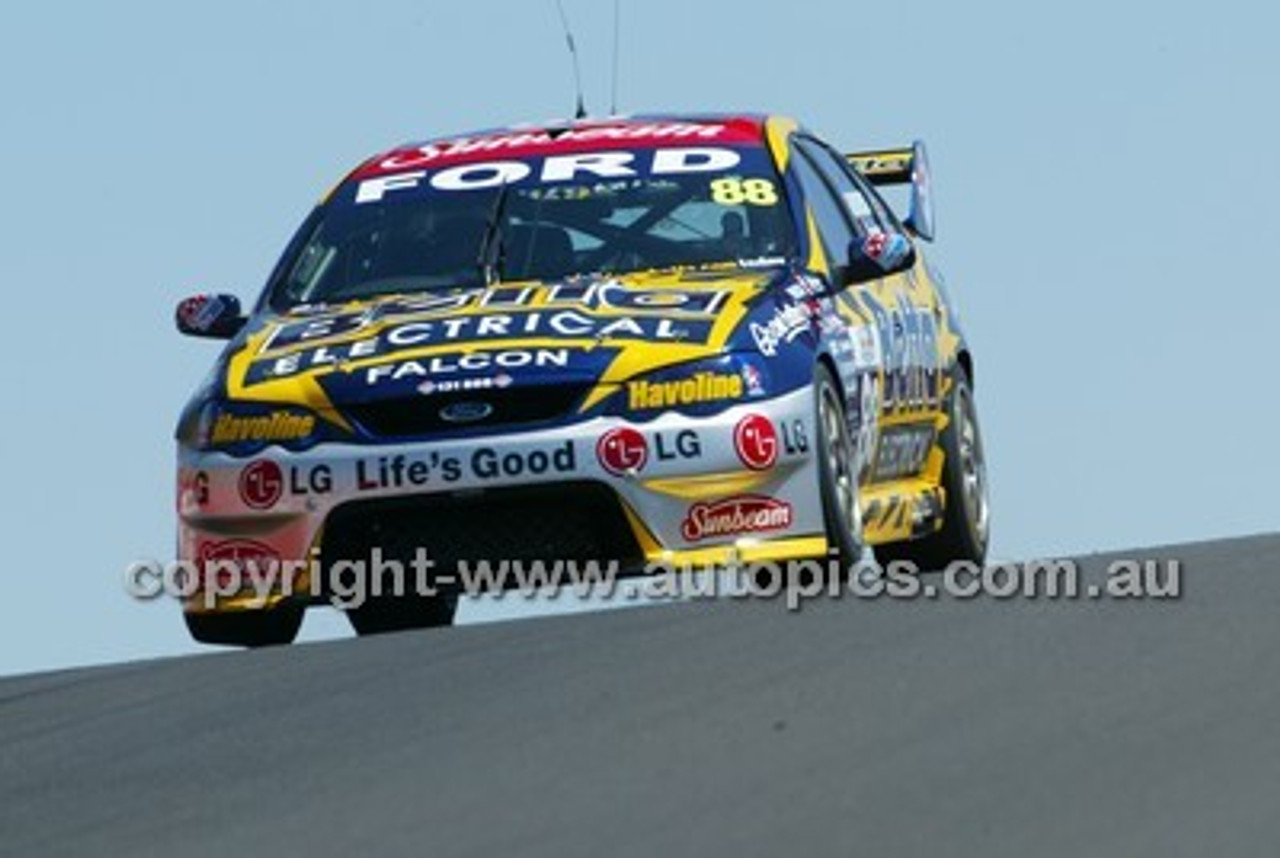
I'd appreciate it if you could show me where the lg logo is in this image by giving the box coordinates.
[596,428,648,476]
[238,460,283,509]
[596,428,702,476]
[734,414,778,471]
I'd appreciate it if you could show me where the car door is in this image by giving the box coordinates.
[790,136,944,484]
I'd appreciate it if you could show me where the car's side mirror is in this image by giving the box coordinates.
[175,293,246,339]
[841,231,917,286]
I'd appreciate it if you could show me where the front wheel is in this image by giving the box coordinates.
[877,369,990,571]
[184,604,303,648]
[345,594,457,637]
[815,364,864,566]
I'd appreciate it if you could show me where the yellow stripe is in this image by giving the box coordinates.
[805,209,829,275]
[764,116,799,173]
[641,471,772,500]
[650,536,828,567]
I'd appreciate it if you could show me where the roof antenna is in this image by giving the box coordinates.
[610,0,621,115]
[555,0,588,119]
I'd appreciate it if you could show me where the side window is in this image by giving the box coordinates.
[796,137,891,236]
[789,143,856,267]
[842,158,905,233]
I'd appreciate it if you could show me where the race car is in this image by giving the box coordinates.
[173,113,990,646]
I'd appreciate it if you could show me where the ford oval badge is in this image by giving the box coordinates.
[440,401,494,424]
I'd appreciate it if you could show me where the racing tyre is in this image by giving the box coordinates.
[815,364,864,567]
[876,369,990,571]
[345,594,457,637]
[184,605,303,648]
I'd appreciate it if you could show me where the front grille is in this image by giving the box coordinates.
[346,383,592,440]
[320,482,644,593]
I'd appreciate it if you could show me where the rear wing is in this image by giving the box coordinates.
[846,140,935,242]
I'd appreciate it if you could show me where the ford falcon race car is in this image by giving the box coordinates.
[174,114,989,646]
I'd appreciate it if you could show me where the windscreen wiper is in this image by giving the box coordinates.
[476,181,511,286]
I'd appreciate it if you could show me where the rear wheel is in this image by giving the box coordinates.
[184,604,303,648]
[345,594,457,637]
[876,369,989,571]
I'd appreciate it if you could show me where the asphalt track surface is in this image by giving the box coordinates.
[3,534,1279,856]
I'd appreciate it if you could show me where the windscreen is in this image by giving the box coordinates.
[270,143,795,308]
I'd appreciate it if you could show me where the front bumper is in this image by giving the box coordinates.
[177,387,826,611]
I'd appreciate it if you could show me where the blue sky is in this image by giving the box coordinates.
[1,0,1275,676]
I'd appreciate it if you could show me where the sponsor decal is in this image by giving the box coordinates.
[248,284,728,384]
[211,410,315,445]
[418,374,513,396]
[734,414,779,471]
[197,539,282,592]
[595,427,700,473]
[263,282,727,350]
[287,464,333,496]
[367,348,567,386]
[255,314,698,382]
[681,495,794,542]
[750,301,812,357]
[357,453,460,490]
[471,444,577,479]
[596,427,648,476]
[852,373,881,482]
[858,291,941,412]
[780,420,809,455]
[527,178,673,203]
[784,274,825,301]
[655,429,702,462]
[354,147,745,203]
[627,371,744,411]
[873,424,936,481]
[741,363,765,396]
[818,308,848,337]
[841,190,875,220]
[352,443,576,491]
[827,309,854,359]
[371,123,732,172]
[238,460,284,509]
[848,325,881,372]
[853,152,913,176]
